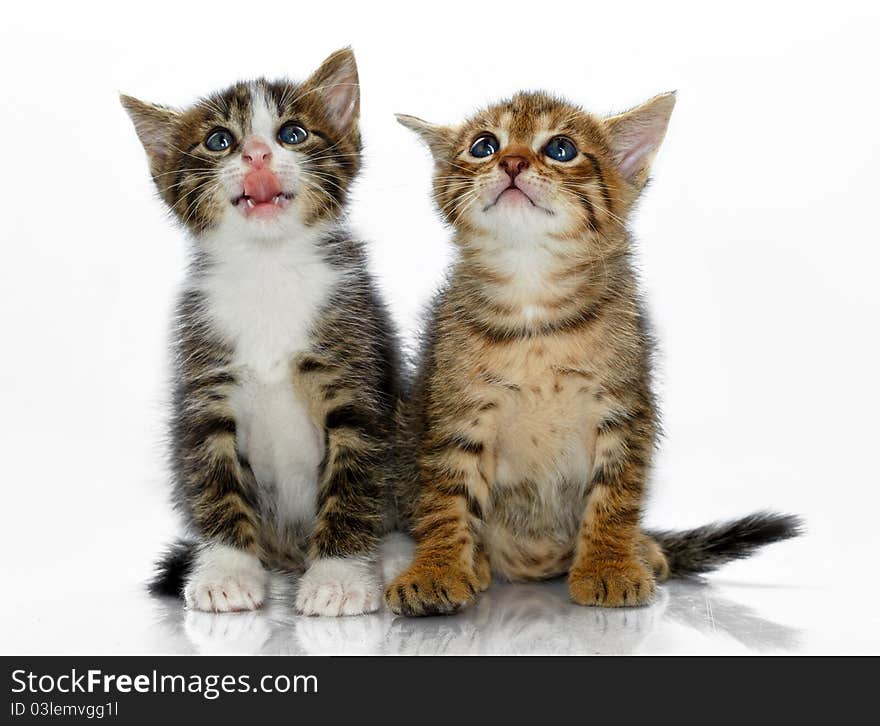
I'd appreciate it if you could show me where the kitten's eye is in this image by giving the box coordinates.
[278,122,308,146]
[544,136,578,162]
[469,134,500,158]
[204,128,234,152]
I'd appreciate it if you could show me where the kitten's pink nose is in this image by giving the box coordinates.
[241,140,272,169]
[500,155,529,180]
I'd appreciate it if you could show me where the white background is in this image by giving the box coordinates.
[1,0,878,654]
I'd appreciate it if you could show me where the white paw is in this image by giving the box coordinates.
[183,544,268,613]
[295,557,381,616]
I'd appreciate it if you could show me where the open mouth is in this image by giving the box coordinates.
[232,191,294,214]
[232,168,294,219]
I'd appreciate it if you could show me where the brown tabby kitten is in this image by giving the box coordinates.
[387,91,800,615]
[123,48,402,616]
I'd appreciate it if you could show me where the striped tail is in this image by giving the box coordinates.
[646,512,803,577]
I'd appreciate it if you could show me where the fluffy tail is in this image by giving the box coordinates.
[148,539,198,597]
[646,511,803,578]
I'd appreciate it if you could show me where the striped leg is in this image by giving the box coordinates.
[568,404,656,607]
[385,423,493,616]
[294,357,389,616]
[309,403,385,560]
[178,404,267,613]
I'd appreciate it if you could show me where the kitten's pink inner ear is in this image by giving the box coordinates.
[308,48,360,130]
[618,140,657,180]
[120,94,179,166]
[324,81,358,128]
[606,92,676,184]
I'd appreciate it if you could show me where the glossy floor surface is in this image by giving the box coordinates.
[154,578,807,656]
[4,542,875,655]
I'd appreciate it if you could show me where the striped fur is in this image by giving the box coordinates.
[387,91,800,615]
[124,49,403,614]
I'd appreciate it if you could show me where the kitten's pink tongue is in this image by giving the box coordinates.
[243,168,282,204]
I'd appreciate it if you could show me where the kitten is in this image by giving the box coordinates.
[122,48,402,616]
[386,91,800,615]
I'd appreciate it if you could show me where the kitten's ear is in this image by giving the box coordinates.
[120,94,180,173]
[304,47,360,132]
[396,114,454,158]
[604,92,676,188]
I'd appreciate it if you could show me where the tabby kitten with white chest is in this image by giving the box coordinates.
[387,91,800,615]
[123,48,402,616]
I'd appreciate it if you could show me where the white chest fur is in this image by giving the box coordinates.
[195,234,344,525]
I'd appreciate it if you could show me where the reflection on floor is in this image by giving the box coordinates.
[153,577,801,655]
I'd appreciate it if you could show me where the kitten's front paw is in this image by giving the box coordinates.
[568,559,655,607]
[185,571,267,612]
[295,557,381,616]
[184,545,267,613]
[385,561,478,616]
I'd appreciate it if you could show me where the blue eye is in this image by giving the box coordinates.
[469,134,499,158]
[544,136,578,162]
[278,122,308,145]
[204,128,234,152]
